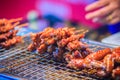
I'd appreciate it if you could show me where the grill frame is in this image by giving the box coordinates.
[0,38,114,80]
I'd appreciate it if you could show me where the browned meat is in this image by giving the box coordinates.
[0,18,26,48]
[28,27,120,78]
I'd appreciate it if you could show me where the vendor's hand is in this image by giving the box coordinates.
[85,0,120,24]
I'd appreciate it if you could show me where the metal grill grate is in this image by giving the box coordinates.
[0,38,113,80]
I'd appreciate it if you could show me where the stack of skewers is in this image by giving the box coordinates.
[28,27,120,79]
[0,18,27,49]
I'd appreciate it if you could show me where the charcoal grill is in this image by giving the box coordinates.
[0,38,114,80]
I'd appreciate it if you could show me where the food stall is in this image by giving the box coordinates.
[0,0,120,80]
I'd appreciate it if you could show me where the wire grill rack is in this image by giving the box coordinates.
[0,38,113,80]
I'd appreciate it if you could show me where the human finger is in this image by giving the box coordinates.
[106,10,120,21]
[108,17,120,24]
[85,4,116,20]
[85,0,108,11]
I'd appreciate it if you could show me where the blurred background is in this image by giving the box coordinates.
[0,0,120,42]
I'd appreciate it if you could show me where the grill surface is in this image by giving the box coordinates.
[0,38,113,80]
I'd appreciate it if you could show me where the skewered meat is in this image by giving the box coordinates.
[112,47,120,63]
[103,54,114,73]
[0,30,18,42]
[67,58,84,69]
[96,69,107,77]
[66,40,88,51]
[28,27,120,78]
[28,27,90,61]
[67,48,109,70]
[0,18,27,48]
[112,67,120,79]
[57,34,85,48]
[37,44,47,53]
[0,36,23,48]
[85,48,111,61]
[27,43,36,51]
[0,18,22,33]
